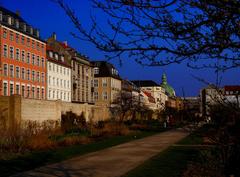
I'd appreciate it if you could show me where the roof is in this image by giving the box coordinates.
[160,73,175,97]
[91,61,121,80]
[224,85,240,91]
[0,6,44,42]
[131,80,159,87]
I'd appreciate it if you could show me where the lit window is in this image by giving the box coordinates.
[94,92,98,100]
[37,72,40,82]
[3,29,7,38]
[37,56,40,66]
[22,85,25,97]
[16,34,19,43]
[102,78,107,87]
[10,32,14,41]
[27,86,30,98]
[54,53,58,60]
[21,36,25,45]
[37,88,40,99]
[49,51,53,58]
[94,79,98,87]
[32,86,35,98]
[41,88,44,99]
[41,58,45,68]
[41,73,45,84]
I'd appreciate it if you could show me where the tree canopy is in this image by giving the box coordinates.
[54,0,240,71]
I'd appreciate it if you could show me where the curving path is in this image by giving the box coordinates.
[13,128,189,177]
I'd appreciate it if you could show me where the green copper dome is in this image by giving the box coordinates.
[160,73,176,97]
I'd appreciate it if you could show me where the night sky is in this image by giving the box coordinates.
[1,0,239,96]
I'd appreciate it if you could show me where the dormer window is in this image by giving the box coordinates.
[61,56,64,62]
[8,16,12,25]
[23,23,26,32]
[0,11,2,21]
[15,19,19,28]
[55,53,58,60]
[30,27,33,35]
[94,67,99,74]
[49,51,53,58]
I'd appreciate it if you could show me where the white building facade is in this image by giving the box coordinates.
[46,50,71,102]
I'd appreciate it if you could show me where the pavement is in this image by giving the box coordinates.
[13,128,189,177]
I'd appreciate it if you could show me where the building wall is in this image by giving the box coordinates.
[47,61,71,102]
[94,77,121,106]
[71,59,94,103]
[0,25,47,99]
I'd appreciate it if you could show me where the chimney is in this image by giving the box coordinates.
[16,10,21,17]
[53,32,57,40]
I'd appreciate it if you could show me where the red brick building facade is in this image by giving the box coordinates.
[0,7,47,99]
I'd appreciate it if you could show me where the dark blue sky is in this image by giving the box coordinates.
[1,0,239,96]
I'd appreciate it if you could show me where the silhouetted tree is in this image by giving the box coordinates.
[53,0,239,70]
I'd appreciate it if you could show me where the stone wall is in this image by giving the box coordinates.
[0,95,111,128]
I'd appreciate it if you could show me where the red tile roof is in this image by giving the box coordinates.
[224,85,240,91]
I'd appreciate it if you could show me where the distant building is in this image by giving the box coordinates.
[160,73,176,97]
[224,85,240,105]
[92,61,121,107]
[131,80,168,110]
[182,97,200,114]
[46,45,71,102]
[47,33,94,104]
[166,97,184,111]
[0,7,47,99]
[200,85,224,117]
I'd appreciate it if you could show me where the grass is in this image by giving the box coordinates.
[0,131,156,177]
[123,125,207,177]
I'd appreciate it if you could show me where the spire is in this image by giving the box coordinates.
[162,73,167,85]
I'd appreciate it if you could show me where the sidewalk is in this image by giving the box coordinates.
[13,128,189,177]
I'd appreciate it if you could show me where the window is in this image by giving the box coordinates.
[27,69,30,80]
[21,68,25,79]
[49,76,51,85]
[41,73,45,83]
[102,78,107,87]
[60,79,62,87]
[60,66,62,74]
[21,36,25,45]
[63,68,66,75]
[27,86,30,98]
[32,54,35,65]
[21,50,25,62]
[27,38,30,47]
[37,56,40,66]
[48,63,51,71]
[103,92,108,100]
[10,32,13,41]
[3,64,8,76]
[3,82,8,96]
[16,34,19,43]
[41,88,44,99]
[94,92,98,100]
[48,90,51,98]
[32,86,35,98]
[49,51,53,58]
[53,64,55,72]
[54,53,58,60]
[37,72,40,82]
[56,65,59,73]
[94,67,99,74]
[56,78,59,86]
[64,80,66,88]
[3,44,8,57]
[16,66,20,78]
[67,81,69,88]
[16,48,20,60]
[9,65,14,77]
[22,85,25,97]
[53,77,55,86]
[41,44,44,54]
[3,29,7,38]
[9,46,14,59]
[61,56,64,62]
[36,42,40,51]
[16,84,20,95]
[27,52,30,63]
[10,83,14,95]
[53,90,55,99]
[94,79,98,87]
[37,88,40,99]
[41,58,45,68]
[32,70,35,81]
[32,41,35,49]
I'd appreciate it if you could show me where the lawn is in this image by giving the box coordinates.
[0,131,156,177]
[123,125,208,177]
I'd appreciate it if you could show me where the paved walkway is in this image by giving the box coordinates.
[14,128,189,177]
